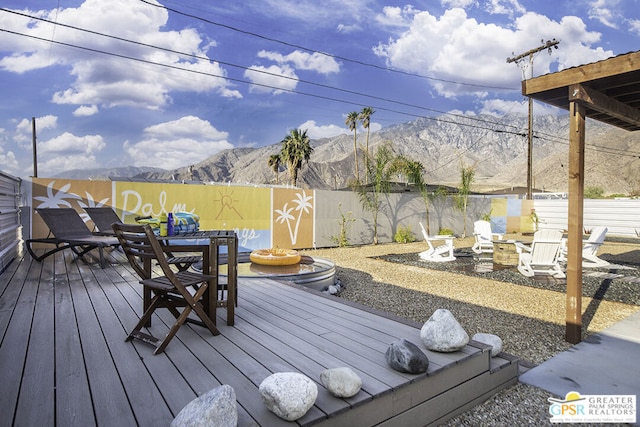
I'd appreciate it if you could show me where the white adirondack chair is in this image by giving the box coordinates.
[558,226,609,267]
[471,220,503,254]
[515,229,565,278]
[419,223,455,262]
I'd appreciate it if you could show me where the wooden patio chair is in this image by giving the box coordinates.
[112,222,220,355]
[515,229,565,278]
[471,220,503,254]
[26,208,120,268]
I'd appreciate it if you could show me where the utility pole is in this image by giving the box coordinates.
[507,39,559,200]
[32,117,38,178]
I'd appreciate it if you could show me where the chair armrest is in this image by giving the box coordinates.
[514,242,531,253]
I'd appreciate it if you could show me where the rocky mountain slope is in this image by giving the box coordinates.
[137,114,640,195]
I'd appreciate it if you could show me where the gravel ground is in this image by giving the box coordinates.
[302,235,640,426]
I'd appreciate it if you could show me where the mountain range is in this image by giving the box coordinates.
[60,114,640,196]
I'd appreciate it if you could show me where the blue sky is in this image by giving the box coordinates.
[1,0,638,178]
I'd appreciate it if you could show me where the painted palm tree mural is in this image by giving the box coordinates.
[274,190,313,247]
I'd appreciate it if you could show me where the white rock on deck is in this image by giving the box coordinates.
[171,384,237,427]
[420,309,469,352]
[259,372,318,421]
[320,367,362,398]
[472,333,503,357]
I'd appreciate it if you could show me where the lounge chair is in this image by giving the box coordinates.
[83,206,123,235]
[419,222,455,262]
[83,207,201,272]
[26,208,120,268]
[471,220,503,254]
[558,226,609,267]
[515,229,565,278]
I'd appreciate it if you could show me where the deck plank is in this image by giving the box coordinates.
[0,254,42,426]
[13,254,56,427]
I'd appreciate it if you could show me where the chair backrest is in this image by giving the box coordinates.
[584,226,607,255]
[419,222,429,241]
[36,208,93,239]
[530,229,563,264]
[84,207,122,233]
[111,223,181,291]
[473,220,492,240]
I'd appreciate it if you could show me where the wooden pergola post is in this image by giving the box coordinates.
[521,50,640,344]
[566,100,586,343]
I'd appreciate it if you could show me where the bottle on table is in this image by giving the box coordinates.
[159,212,168,237]
[167,212,175,236]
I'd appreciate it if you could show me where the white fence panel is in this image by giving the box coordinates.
[534,199,640,237]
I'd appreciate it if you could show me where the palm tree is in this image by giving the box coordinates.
[280,128,313,187]
[400,157,432,233]
[359,107,374,183]
[356,143,397,244]
[267,154,281,185]
[455,162,476,237]
[345,111,359,180]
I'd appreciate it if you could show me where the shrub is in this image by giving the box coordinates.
[438,227,454,236]
[329,203,355,247]
[394,225,416,243]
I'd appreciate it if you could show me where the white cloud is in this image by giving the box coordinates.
[73,105,99,117]
[257,50,340,74]
[374,9,614,98]
[441,0,477,8]
[588,0,620,28]
[255,0,371,24]
[0,150,19,176]
[35,132,106,176]
[629,19,640,36]
[480,98,564,117]
[244,64,298,94]
[375,6,419,28]
[0,0,241,111]
[336,23,361,33]
[39,132,105,154]
[124,116,233,170]
[298,120,349,139]
[15,115,58,146]
[485,0,526,16]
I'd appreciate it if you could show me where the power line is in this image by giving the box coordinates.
[1,8,525,134]
[138,0,516,92]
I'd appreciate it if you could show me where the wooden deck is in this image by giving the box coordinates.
[0,248,518,427]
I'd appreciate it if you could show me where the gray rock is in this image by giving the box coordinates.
[259,372,317,421]
[171,384,237,427]
[385,338,430,374]
[320,367,362,397]
[472,333,503,357]
[420,309,469,352]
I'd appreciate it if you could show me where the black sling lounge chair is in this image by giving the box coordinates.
[83,206,123,235]
[83,206,201,271]
[26,208,120,268]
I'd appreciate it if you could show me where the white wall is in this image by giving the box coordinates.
[533,199,640,237]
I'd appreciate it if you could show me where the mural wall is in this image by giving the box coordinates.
[30,178,533,250]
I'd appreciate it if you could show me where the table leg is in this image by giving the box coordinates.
[227,236,237,326]
[204,243,216,325]
[143,257,152,327]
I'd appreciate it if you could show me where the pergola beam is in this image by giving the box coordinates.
[569,83,640,127]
